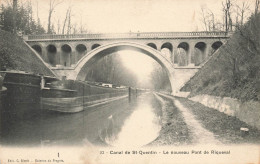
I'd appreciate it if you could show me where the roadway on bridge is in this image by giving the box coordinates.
[1,93,259,146]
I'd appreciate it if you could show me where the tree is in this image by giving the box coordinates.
[200,6,223,31]
[57,18,61,34]
[235,1,250,28]
[62,6,70,34]
[35,0,40,25]
[0,2,45,34]
[72,23,78,34]
[47,0,63,34]
[222,0,233,32]
[200,6,208,31]
[255,0,260,16]
[66,7,72,34]
[12,0,17,33]
[0,5,13,31]
[208,9,216,31]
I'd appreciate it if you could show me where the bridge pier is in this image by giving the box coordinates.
[170,51,174,64]
[173,45,178,66]
[56,47,61,66]
[71,49,76,66]
[41,47,48,63]
[204,46,209,62]
[188,43,195,66]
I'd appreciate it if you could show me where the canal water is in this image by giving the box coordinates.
[0,93,162,147]
[103,97,161,147]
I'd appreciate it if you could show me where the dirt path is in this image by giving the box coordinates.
[172,98,221,145]
[151,92,260,145]
[176,96,260,144]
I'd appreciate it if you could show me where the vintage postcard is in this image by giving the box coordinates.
[0,0,259,163]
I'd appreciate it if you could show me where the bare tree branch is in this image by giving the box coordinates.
[62,6,70,34]
[255,0,260,16]
[47,0,63,34]
[200,6,208,31]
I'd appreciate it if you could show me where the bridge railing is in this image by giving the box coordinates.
[26,31,230,40]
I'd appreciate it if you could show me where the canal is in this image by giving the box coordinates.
[0,92,162,147]
[1,92,260,147]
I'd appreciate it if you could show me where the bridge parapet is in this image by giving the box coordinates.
[25,31,230,41]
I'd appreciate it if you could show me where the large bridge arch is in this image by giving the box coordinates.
[73,42,175,92]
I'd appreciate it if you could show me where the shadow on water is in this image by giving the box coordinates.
[0,93,162,147]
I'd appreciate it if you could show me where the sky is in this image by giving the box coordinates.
[25,0,255,33]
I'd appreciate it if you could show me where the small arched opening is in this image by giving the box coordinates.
[32,45,42,55]
[147,43,157,50]
[211,41,223,54]
[46,44,57,66]
[91,44,101,50]
[177,42,189,66]
[194,42,207,66]
[161,42,173,63]
[76,44,87,62]
[61,44,72,67]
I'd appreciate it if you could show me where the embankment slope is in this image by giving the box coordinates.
[181,14,260,102]
[0,30,54,76]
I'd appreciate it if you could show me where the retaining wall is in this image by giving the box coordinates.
[189,95,260,130]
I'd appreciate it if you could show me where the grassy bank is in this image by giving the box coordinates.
[0,30,54,76]
[150,94,192,146]
[181,14,260,102]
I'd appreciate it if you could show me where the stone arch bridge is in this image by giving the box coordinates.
[24,32,230,93]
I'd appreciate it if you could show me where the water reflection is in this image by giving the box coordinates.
[1,93,162,146]
[102,97,162,147]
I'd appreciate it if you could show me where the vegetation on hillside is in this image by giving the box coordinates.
[0,30,54,76]
[0,1,45,35]
[181,14,260,102]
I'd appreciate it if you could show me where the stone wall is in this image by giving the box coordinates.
[189,95,260,130]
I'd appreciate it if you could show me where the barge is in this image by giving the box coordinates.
[40,79,129,113]
[0,71,130,114]
[0,71,45,119]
